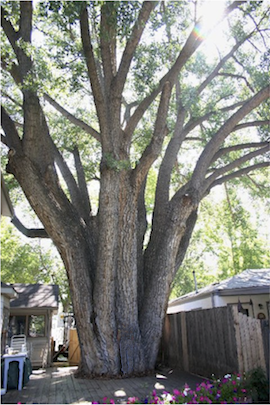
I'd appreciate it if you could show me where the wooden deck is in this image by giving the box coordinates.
[1,366,204,404]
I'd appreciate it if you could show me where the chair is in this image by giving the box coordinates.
[10,334,27,353]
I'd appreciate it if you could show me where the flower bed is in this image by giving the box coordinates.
[97,369,269,404]
[126,373,250,404]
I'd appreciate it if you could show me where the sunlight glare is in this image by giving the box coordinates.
[200,1,226,28]
[196,0,226,39]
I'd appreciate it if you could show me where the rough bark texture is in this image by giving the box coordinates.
[1,1,269,378]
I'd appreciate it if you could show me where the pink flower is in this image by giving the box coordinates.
[173,389,181,396]
[127,398,139,404]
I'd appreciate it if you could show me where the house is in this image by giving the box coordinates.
[1,174,14,218]
[168,268,270,319]
[1,282,17,354]
[9,284,59,368]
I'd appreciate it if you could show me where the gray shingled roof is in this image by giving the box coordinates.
[215,268,270,291]
[169,269,270,306]
[10,284,59,309]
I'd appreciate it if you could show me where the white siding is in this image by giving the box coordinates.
[168,293,269,319]
[167,295,212,313]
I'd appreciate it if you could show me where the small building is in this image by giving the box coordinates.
[9,284,59,368]
[1,282,17,354]
[168,268,270,319]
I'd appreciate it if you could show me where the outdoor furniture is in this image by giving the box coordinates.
[2,352,28,393]
[10,334,27,353]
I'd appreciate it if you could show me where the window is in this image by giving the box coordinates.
[28,315,45,337]
[9,315,26,336]
[9,314,46,338]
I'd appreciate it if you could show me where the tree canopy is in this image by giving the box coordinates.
[1,0,269,377]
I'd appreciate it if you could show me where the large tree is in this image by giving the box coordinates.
[1,1,269,377]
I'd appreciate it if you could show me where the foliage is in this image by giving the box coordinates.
[1,217,71,311]
[1,217,50,284]
[171,182,270,298]
[245,367,270,403]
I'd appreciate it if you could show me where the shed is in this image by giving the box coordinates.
[168,268,270,319]
[9,284,59,368]
[1,282,17,354]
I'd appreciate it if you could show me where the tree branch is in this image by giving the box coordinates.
[152,106,186,225]
[1,91,22,107]
[100,2,117,89]
[73,146,92,218]
[80,5,107,134]
[1,60,22,86]
[44,93,101,142]
[1,6,20,56]
[132,81,172,189]
[208,162,270,190]
[182,100,246,138]
[191,84,270,189]
[211,141,270,163]
[197,33,253,95]
[19,1,32,43]
[125,2,245,138]
[1,105,22,152]
[204,144,269,191]
[51,142,86,213]
[217,72,255,93]
[175,209,198,271]
[115,1,157,98]
[233,120,269,132]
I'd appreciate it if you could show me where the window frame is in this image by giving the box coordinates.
[9,313,47,338]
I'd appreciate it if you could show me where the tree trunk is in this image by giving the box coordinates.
[6,143,197,377]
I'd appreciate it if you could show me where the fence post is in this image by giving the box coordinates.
[181,312,189,372]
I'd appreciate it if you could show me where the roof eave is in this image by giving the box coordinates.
[218,286,270,296]
[168,290,211,307]
[1,287,18,299]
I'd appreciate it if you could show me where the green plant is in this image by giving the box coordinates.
[245,367,269,403]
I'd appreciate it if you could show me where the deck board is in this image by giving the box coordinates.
[1,366,204,404]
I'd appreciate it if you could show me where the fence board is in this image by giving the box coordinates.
[261,320,269,378]
[161,306,269,379]
[68,329,81,366]
[232,306,244,374]
[181,312,189,371]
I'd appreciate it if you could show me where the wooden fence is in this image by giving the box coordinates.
[160,306,269,378]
